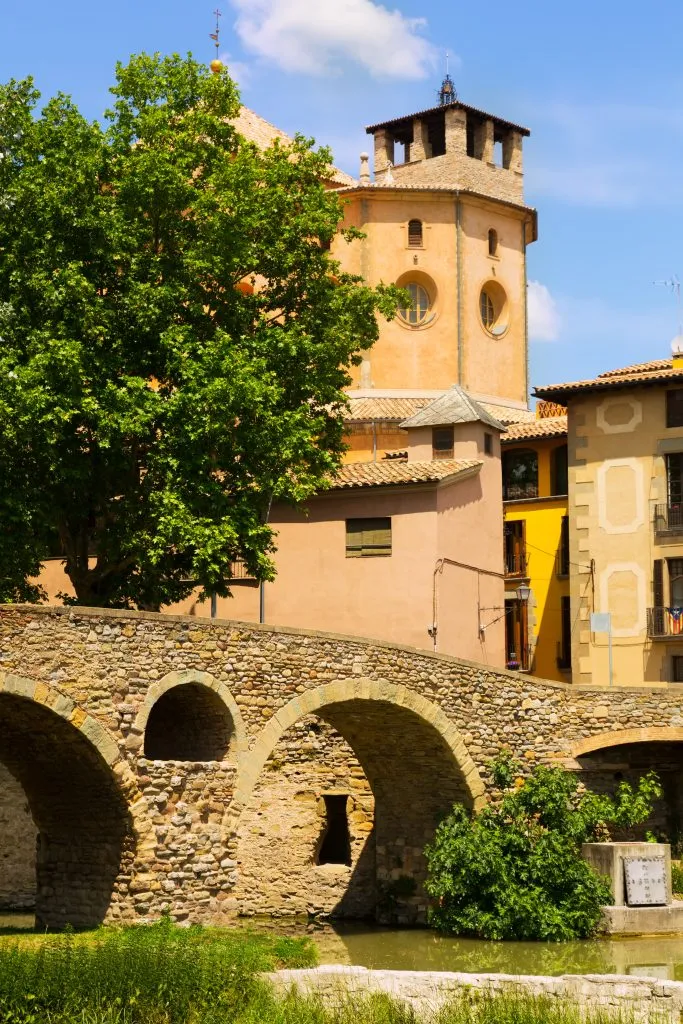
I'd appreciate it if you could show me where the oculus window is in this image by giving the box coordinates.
[479,281,508,336]
[398,282,431,326]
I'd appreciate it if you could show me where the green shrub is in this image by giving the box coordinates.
[425,753,662,941]
[672,861,683,895]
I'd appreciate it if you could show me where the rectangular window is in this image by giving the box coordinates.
[654,559,664,608]
[557,516,569,577]
[669,558,683,606]
[432,426,454,460]
[346,517,392,558]
[505,598,529,670]
[673,656,683,683]
[667,389,683,428]
[667,453,683,507]
[484,432,493,455]
[504,520,526,576]
[558,595,571,670]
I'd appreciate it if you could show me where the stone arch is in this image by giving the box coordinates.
[572,727,683,758]
[233,678,484,922]
[573,728,683,846]
[135,670,246,763]
[0,672,150,928]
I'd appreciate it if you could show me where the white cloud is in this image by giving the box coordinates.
[229,0,436,79]
[219,52,252,88]
[528,281,561,342]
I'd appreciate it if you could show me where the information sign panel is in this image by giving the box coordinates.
[623,857,668,906]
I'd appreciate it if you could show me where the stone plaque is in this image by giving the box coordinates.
[623,857,668,906]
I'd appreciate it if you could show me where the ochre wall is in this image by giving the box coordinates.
[333,192,529,403]
[503,437,569,682]
[568,386,683,685]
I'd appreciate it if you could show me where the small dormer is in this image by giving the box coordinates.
[365,81,529,204]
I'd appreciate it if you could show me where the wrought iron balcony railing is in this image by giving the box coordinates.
[654,504,683,536]
[504,549,528,577]
[647,606,683,638]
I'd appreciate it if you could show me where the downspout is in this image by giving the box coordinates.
[456,195,463,386]
[528,220,532,403]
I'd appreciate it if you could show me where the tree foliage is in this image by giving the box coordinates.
[0,53,400,607]
[425,753,662,941]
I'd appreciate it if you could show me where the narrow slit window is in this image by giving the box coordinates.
[408,219,423,247]
[488,229,498,257]
[316,795,351,866]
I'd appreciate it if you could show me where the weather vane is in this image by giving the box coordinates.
[654,275,683,341]
[209,9,223,73]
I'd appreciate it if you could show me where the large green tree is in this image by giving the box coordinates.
[0,54,398,608]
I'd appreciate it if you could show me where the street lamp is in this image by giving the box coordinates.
[515,583,531,603]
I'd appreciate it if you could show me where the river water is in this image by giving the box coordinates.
[3,914,683,980]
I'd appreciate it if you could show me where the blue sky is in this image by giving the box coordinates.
[3,0,683,389]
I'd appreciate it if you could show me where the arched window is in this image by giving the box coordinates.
[502,449,538,501]
[488,228,498,257]
[408,219,423,247]
[551,444,568,496]
[144,683,233,761]
[398,282,431,325]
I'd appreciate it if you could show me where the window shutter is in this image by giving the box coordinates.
[408,219,423,247]
[654,559,664,607]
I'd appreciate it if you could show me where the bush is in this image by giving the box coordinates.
[425,754,662,942]
[672,861,683,895]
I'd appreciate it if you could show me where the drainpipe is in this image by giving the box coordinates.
[456,195,463,386]
[259,580,265,625]
[528,221,532,403]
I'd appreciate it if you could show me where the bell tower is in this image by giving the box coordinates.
[332,82,537,412]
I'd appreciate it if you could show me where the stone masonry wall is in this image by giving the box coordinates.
[1,605,683,926]
[0,763,36,910]
[268,967,683,1023]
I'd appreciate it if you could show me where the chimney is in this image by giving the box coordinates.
[359,152,371,185]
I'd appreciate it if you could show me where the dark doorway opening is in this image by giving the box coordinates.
[317,795,352,866]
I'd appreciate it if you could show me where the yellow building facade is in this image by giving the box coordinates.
[501,414,569,681]
[536,356,683,686]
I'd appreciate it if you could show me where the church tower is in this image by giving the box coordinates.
[332,79,537,426]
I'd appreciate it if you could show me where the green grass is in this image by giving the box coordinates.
[0,924,648,1023]
[672,861,683,895]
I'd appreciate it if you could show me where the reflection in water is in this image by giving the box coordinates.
[1,913,683,981]
[239,919,683,981]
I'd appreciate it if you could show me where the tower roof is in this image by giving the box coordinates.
[366,101,530,139]
[399,386,506,431]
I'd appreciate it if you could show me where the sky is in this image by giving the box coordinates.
[2,0,683,390]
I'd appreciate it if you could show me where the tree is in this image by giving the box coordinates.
[0,54,400,608]
[425,753,662,941]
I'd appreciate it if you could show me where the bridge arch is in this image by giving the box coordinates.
[0,672,149,928]
[233,678,484,922]
[135,670,247,762]
[573,727,683,847]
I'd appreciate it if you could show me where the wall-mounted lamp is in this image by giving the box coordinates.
[479,584,532,640]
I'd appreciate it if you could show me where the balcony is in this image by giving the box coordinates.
[654,504,683,538]
[647,606,683,638]
[504,548,528,577]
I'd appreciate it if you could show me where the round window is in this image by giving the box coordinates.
[399,282,431,325]
[479,282,508,336]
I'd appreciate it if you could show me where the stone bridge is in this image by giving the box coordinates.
[1,605,682,928]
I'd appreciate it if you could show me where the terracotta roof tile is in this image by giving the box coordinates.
[231,106,357,187]
[343,397,434,423]
[502,416,567,443]
[343,396,534,426]
[400,385,505,431]
[365,101,530,137]
[329,459,482,490]
[535,360,683,400]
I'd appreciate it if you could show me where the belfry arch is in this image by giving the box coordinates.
[0,675,141,929]
[233,679,483,922]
